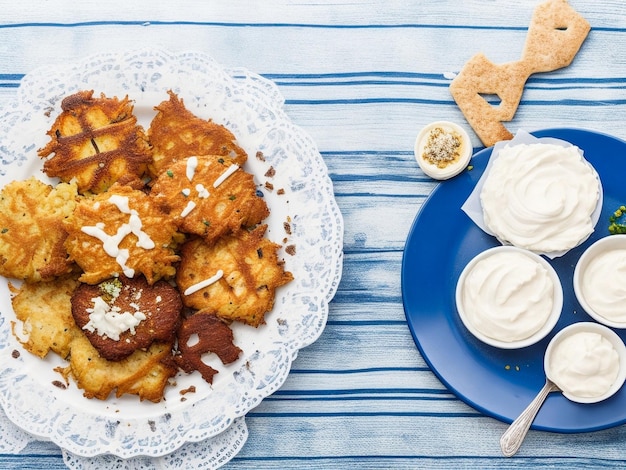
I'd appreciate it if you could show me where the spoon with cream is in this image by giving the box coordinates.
[500,322,626,457]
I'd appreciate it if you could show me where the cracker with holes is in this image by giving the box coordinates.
[450,0,590,147]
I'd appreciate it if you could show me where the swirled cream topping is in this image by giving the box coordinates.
[549,332,619,398]
[461,250,554,342]
[581,248,626,323]
[480,143,599,253]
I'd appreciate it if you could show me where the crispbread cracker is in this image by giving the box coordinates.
[523,0,591,71]
[450,0,590,147]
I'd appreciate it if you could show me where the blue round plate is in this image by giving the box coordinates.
[401,127,626,433]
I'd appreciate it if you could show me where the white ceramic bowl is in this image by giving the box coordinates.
[544,322,626,403]
[414,120,472,180]
[574,235,626,328]
[455,246,563,349]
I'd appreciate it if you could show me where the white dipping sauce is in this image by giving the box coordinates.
[548,332,619,398]
[480,143,599,253]
[461,250,554,342]
[580,248,626,323]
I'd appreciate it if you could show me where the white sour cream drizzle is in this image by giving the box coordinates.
[461,251,554,342]
[196,183,210,198]
[549,332,619,398]
[186,156,198,181]
[80,195,155,277]
[581,249,626,323]
[83,296,147,341]
[184,269,224,296]
[177,158,211,218]
[213,164,239,188]
[480,143,599,253]
[181,200,197,217]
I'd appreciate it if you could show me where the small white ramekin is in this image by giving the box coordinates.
[455,245,563,349]
[414,120,472,180]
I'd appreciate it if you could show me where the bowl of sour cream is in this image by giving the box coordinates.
[574,235,626,328]
[545,322,626,403]
[455,246,563,349]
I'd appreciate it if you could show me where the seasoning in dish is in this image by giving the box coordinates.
[414,121,472,180]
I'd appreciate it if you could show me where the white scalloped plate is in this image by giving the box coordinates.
[0,49,343,458]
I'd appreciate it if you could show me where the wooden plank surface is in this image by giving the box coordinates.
[1,1,625,468]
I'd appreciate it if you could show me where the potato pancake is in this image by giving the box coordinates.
[151,155,269,244]
[0,177,79,282]
[147,90,248,178]
[38,90,152,194]
[63,183,181,285]
[10,276,81,359]
[176,225,293,327]
[59,334,177,402]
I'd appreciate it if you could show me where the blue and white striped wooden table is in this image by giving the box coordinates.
[3,1,626,468]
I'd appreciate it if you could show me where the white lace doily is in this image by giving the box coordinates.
[62,417,248,470]
[0,49,343,460]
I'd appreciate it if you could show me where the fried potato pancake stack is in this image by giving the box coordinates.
[4,89,293,403]
[38,90,152,194]
[11,277,178,402]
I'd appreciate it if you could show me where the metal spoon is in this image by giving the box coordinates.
[499,322,626,457]
[499,377,560,457]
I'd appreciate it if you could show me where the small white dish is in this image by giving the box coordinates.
[574,235,626,328]
[545,322,626,403]
[501,321,626,456]
[414,120,472,180]
[455,246,563,349]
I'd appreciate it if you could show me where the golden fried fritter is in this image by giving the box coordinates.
[63,183,181,285]
[59,334,177,402]
[176,225,293,327]
[38,90,152,194]
[0,177,79,282]
[151,155,269,244]
[147,91,247,178]
[71,275,182,361]
[10,276,81,359]
[175,312,242,383]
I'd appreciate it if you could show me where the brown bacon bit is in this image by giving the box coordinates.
[180,385,197,395]
[264,182,274,191]
[264,166,276,178]
[52,380,67,390]
[11,349,20,359]
[255,151,266,162]
[283,221,292,235]
[277,188,285,195]
[285,245,296,256]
